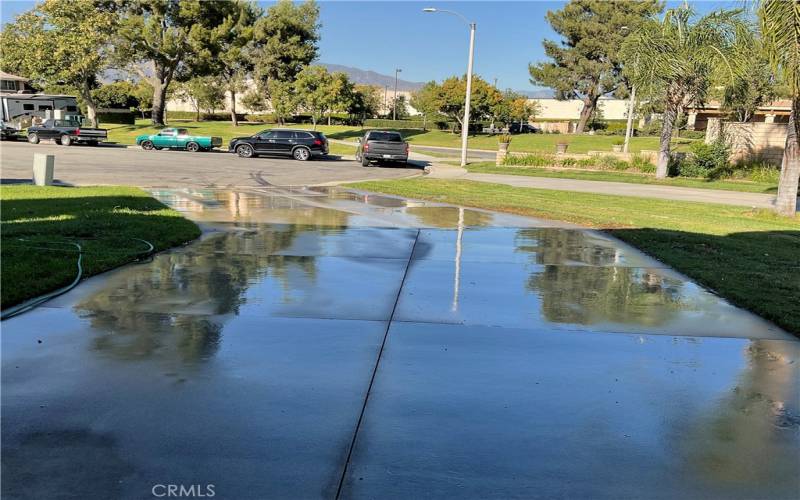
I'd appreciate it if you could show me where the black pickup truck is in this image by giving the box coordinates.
[355,130,409,167]
[27,117,107,146]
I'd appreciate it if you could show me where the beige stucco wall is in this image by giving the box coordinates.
[707,119,788,165]
[529,98,630,121]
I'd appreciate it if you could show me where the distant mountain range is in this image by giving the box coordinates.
[321,63,424,91]
[320,63,555,98]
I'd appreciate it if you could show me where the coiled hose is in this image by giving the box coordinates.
[1,238,154,321]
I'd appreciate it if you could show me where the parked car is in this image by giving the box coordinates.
[508,123,539,134]
[355,130,409,167]
[229,129,328,160]
[136,128,222,152]
[27,117,107,146]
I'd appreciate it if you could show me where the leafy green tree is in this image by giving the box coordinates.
[410,81,442,130]
[622,7,745,178]
[132,80,154,119]
[529,0,662,133]
[388,95,411,120]
[293,65,334,129]
[721,46,776,123]
[173,77,226,121]
[347,84,382,123]
[326,71,355,125]
[434,75,503,133]
[208,1,260,126]
[113,0,240,126]
[92,81,139,109]
[251,0,320,120]
[759,0,800,216]
[0,0,117,127]
[493,91,539,129]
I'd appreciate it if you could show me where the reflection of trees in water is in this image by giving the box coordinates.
[76,225,319,364]
[682,340,799,490]
[405,207,492,228]
[515,228,621,266]
[518,229,685,325]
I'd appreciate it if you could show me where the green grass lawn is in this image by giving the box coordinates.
[465,162,779,194]
[348,178,800,335]
[108,119,696,155]
[0,185,200,309]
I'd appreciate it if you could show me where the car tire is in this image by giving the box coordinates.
[141,140,154,151]
[186,141,200,153]
[28,132,39,144]
[361,155,370,167]
[236,144,254,158]
[60,134,72,146]
[292,147,311,161]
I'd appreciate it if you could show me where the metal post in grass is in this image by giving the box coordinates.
[32,154,54,186]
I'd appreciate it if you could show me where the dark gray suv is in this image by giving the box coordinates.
[229,129,329,160]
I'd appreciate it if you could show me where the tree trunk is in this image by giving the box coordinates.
[575,97,596,134]
[775,97,800,216]
[328,112,331,126]
[151,80,168,127]
[79,82,99,128]
[230,89,238,127]
[656,100,679,179]
[312,115,317,130]
[195,103,200,122]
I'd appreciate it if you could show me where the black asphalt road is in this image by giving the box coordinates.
[0,140,424,188]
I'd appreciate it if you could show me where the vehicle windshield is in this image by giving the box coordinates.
[56,116,83,127]
[368,131,402,142]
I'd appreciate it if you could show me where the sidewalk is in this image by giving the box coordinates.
[426,165,779,209]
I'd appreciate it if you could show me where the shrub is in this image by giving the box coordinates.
[677,139,731,178]
[364,119,426,129]
[630,153,656,173]
[708,158,781,183]
[503,153,556,167]
[165,111,242,121]
[638,120,663,137]
[595,155,629,170]
[244,113,276,123]
[681,130,706,140]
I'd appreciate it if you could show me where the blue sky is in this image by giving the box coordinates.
[1,0,748,91]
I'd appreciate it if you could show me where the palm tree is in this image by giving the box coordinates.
[622,7,743,179]
[760,0,800,216]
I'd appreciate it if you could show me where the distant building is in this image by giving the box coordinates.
[0,71,30,93]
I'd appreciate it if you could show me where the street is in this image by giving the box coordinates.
[0,141,424,188]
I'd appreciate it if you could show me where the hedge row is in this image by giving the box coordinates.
[97,111,135,125]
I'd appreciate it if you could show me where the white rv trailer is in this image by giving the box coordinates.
[0,93,82,139]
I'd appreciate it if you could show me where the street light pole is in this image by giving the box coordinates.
[393,68,402,120]
[424,7,475,168]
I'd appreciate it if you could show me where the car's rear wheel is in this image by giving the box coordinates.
[293,147,311,161]
[236,144,254,158]
[186,141,200,153]
[60,134,72,146]
[361,155,370,167]
[141,140,154,151]
[28,132,39,144]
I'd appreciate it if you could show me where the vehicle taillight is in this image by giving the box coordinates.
[363,143,369,151]
[75,128,80,135]
[314,139,322,146]
[405,144,409,154]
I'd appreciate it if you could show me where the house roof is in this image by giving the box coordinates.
[0,71,29,82]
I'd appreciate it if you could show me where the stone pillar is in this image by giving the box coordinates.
[764,113,776,124]
[33,154,54,186]
[705,118,722,144]
[686,111,698,131]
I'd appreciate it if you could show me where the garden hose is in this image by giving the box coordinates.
[0,237,155,321]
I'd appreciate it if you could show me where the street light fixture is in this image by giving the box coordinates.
[424,7,476,168]
[393,68,402,120]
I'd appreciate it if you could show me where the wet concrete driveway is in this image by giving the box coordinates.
[2,188,798,499]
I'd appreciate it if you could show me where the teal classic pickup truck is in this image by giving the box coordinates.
[136,128,222,152]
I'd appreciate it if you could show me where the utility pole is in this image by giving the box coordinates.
[393,68,402,120]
